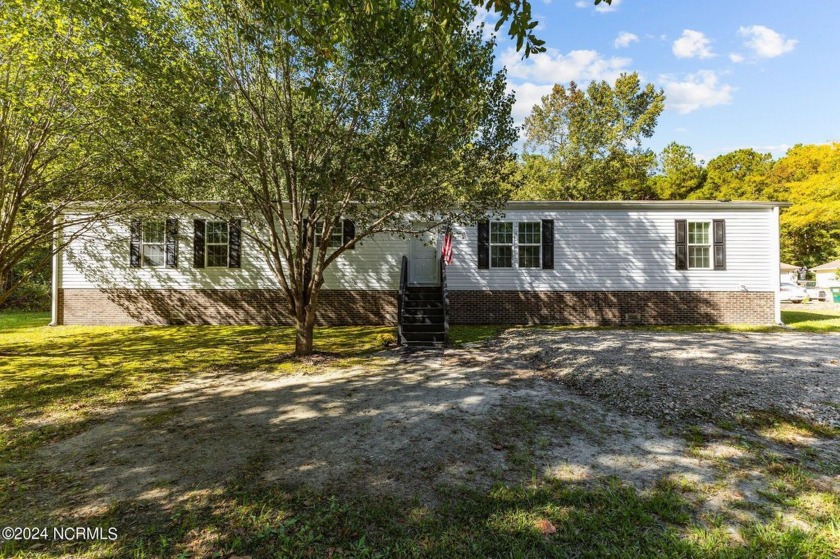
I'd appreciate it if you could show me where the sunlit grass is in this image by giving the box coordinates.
[781,306,840,332]
[0,311,391,461]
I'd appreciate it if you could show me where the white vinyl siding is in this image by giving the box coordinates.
[447,209,776,292]
[58,206,776,294]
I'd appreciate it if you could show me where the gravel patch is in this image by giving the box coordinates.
[504,329,840,427]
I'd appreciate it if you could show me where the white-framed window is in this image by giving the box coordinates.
[490,221,513,268]
[517,222,542,268]
[141,220,166,267]
[205,221,229,268]
[687,221,711,269]
[315,221,343,249]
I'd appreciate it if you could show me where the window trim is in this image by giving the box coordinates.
[205,220,229,268]
[489,221,514,268]
[687,220,712,270]
[517,221,542,269]
[141,220,166,268]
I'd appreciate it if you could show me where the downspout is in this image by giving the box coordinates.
[770,206,782,325]
[49,214,61,326]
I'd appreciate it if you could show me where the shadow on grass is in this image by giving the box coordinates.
[4,455,833,559]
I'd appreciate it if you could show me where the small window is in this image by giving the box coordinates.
[517,222,541,268]
[142,221,166,267]
[206,221,229,268]
[687,221,711,269]
[315,221,343,249]
[490,222,513,268]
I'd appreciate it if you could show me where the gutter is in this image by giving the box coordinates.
[50,214,61,326]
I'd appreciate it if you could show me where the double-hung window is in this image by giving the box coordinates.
[687,221,711,269]
[490,222,513,268]
[141,221,166,267]
[315,221,343,249]
[517,222,541,268]
[205,221,229,268]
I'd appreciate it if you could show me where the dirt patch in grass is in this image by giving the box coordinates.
[13,347,713,524]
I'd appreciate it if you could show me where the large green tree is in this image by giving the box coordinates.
[0,0,155,307]
[122,0,517,355]
[517,73,664,200]
[650,142,705,200]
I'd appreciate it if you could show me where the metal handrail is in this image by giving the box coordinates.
[440,256,450,345]
[397,255,408,346]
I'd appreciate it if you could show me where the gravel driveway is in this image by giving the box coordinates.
[504,329,840,427]
[31,328,840,519]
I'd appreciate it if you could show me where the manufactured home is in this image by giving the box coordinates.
[53,200,786,337]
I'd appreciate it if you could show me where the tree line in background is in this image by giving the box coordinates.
[516,72,840,268]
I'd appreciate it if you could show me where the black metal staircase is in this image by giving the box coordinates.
[397,256,449,347]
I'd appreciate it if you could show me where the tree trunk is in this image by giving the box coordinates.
[294,321,314,356]
[293,304,317,357]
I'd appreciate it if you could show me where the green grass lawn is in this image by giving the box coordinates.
[781,306,840,332]
[0,312,392,463]
[2,311,839,558]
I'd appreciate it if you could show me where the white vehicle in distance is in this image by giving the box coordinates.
[780,282,808,303]
[798,281,827,302]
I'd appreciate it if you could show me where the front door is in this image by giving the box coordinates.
[409,229,439,285]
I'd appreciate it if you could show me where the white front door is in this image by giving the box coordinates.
[409,230,439,285]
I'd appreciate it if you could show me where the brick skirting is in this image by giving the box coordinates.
[448,290,776,325]
[57,288,398,326]
[58,288,775,326]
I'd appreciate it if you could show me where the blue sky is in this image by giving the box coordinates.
[484,0,840,163]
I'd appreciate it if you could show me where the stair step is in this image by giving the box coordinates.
[401,315,445,324]
[402,323,446,333]
[405,292,443,301]
[406,286,441,294]
[404,301,443,309]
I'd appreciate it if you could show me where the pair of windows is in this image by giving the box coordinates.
[489,222,543,269]
[131,218,240,269]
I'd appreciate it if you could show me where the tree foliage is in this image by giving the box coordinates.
[114,0,517,355]
[517,73,664,200]
[650,142,705,201]
[0,0,153,307]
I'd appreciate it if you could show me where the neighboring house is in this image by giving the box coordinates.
[813,259,840,287]
[780,262,799,284]
[52,200,787,329]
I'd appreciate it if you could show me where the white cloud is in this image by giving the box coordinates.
[729,53,745,63]
[595,0,621,13]
[661,70,735,114]
[738,25,797,58]
[614,31,639,48]
[575,0,621,12]
[507,82,555,124]
[501,47,632,83]
[672,29,715,59]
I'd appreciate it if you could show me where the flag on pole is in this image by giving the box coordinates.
[442,227,453,265]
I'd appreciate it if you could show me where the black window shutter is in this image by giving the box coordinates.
[228,219,241,268]
[193,219,205,269]
[713,219,726,270]
[675,220,687,270]
[477,220,490,269]
[165,218,178,268]
[343,219,355,249]
[541,219,554,270]
[130,219,142,268]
